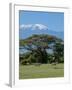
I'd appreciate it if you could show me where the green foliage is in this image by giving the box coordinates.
[19,34,64,65]
[53,42,64,63]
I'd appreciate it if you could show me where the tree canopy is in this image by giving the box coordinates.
[19,34,64,65]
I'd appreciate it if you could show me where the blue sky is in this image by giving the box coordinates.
[19,10,64,40]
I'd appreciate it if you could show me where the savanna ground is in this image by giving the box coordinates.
[19,63,64,79]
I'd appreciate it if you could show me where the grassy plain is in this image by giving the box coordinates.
[19,64,64,79]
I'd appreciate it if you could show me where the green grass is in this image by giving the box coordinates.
[19,64,64,79]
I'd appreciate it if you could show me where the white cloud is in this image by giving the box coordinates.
[20,24,32,29]
[32,24,48,30]
[20,24,48,30]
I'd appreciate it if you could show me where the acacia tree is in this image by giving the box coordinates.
[19,34,63,64]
